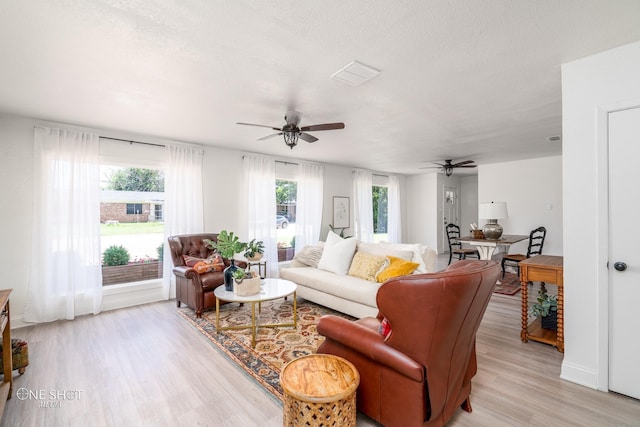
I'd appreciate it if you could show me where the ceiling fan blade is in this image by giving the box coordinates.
[257,133,283,141]
[457,165,478,168]
[237,122,282,131]
[300,123,345,132]
[419,166,442,169]
[299,132,319,143]
[451,160,475,167]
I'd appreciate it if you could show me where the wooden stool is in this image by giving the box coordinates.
[280,354,359,427]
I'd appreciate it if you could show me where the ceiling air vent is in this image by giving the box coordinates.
[331,61,381,86]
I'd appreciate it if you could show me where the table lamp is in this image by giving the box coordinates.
[479,201,508,240]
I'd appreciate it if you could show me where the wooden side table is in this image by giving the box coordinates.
[519,255,564,352]
[280,354,360,427]
[246,259,267,279]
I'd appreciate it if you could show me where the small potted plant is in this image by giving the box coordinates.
[244,239,265,261]
[530,286,558,330]
[232,269,260,296]
[204,231,247,291]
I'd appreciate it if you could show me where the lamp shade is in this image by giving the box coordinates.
[479,202,508,220]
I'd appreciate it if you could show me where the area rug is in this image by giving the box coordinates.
[177,299,353,401]
[493,272,521,295]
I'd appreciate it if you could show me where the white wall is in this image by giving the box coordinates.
[405,173,439,251]
[478,156,563,257]
[561,40,640,390]
[459,175,479,234]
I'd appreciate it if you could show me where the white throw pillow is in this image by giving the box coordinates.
[317,231,358,275]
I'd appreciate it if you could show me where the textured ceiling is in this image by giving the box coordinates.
[1,1,640,174]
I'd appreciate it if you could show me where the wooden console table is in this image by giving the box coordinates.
[519,256,563,352]
[0,289,12,418]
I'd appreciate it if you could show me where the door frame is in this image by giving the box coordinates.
[595,99,640,391]
[442,185,458,254]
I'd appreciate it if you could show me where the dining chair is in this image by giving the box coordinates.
[446,223,479,265]
[501,226,546,278]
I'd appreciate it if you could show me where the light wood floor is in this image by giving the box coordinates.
[2,256,639,426]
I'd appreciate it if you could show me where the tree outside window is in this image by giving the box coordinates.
[276,179,297,261]
[372,186,388,241]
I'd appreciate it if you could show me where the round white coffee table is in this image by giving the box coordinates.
[213,278,297,348]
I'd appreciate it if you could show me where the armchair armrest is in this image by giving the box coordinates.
[172,265,200,281]
[317,315,424,382]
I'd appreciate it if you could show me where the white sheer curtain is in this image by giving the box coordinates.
[162,143,204,299]
[295,162,324,252]
[24,126,102,323]
[387,174,402,243]
[352,169,374,242]
[243,155,278,277]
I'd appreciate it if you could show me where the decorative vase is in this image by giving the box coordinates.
[223,259,238,291]
[541,310,558,331]
[247,253,263,262]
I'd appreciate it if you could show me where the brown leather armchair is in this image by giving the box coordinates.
[316,260,500,427]
[168,233,246,318]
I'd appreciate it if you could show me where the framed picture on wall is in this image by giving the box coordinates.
[332,196,350,229]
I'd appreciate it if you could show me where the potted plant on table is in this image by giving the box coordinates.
[204,231,247,291]
[244,239,265,261]
[530,286,558,330]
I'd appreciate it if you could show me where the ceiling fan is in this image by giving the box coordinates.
[420,159,477,176]
[237,111,345,149]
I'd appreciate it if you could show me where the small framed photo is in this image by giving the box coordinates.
[332,196,350,229]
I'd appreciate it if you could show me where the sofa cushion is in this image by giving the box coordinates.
[318,231,358,275]
[356,242,414,261]
[378,243,432,273]
[293,245,324,268]
[376,256,420,282]
[280,266,382,308]
[348,252,388,282]
[184,253,225,273]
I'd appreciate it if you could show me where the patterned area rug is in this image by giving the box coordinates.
[177,298,353,401]
[493,272,521,295]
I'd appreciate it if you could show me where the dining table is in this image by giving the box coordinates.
[456,234,529,260]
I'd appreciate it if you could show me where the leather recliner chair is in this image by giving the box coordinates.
[168,233,246,318]
[316,259,500,427]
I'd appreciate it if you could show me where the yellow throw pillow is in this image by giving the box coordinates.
[376,256,420,282]
[348,252,388,282]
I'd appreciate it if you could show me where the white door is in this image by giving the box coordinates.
[443,186,458,253]
[608,107,640,399]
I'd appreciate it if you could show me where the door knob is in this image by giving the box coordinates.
[613,262,627,272]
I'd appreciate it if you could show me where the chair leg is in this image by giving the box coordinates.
[501,258,506,279]
[448,252,453,265]
[461,397,472,413]
[176,300,181,308]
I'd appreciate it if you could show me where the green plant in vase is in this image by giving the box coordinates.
[530,286,558,330]
[244,239,265,261]
[204,230,247,291]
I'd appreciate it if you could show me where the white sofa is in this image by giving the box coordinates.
[280,240,437,318]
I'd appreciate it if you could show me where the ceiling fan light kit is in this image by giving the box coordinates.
[420,159,477,176]
[237,111,344,150]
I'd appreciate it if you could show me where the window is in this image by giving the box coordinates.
[126,203,143,215]
[100,165,165,285]
[276,179,297,261]
[154,204,163,221]
[372,185,388,242]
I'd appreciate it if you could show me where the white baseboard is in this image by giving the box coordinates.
[561,360,601,390]
[102,279,166,311]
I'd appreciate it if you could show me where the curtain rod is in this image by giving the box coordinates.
[241,155,299,166]
[100,136,165,148]
[352,170,389,178]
